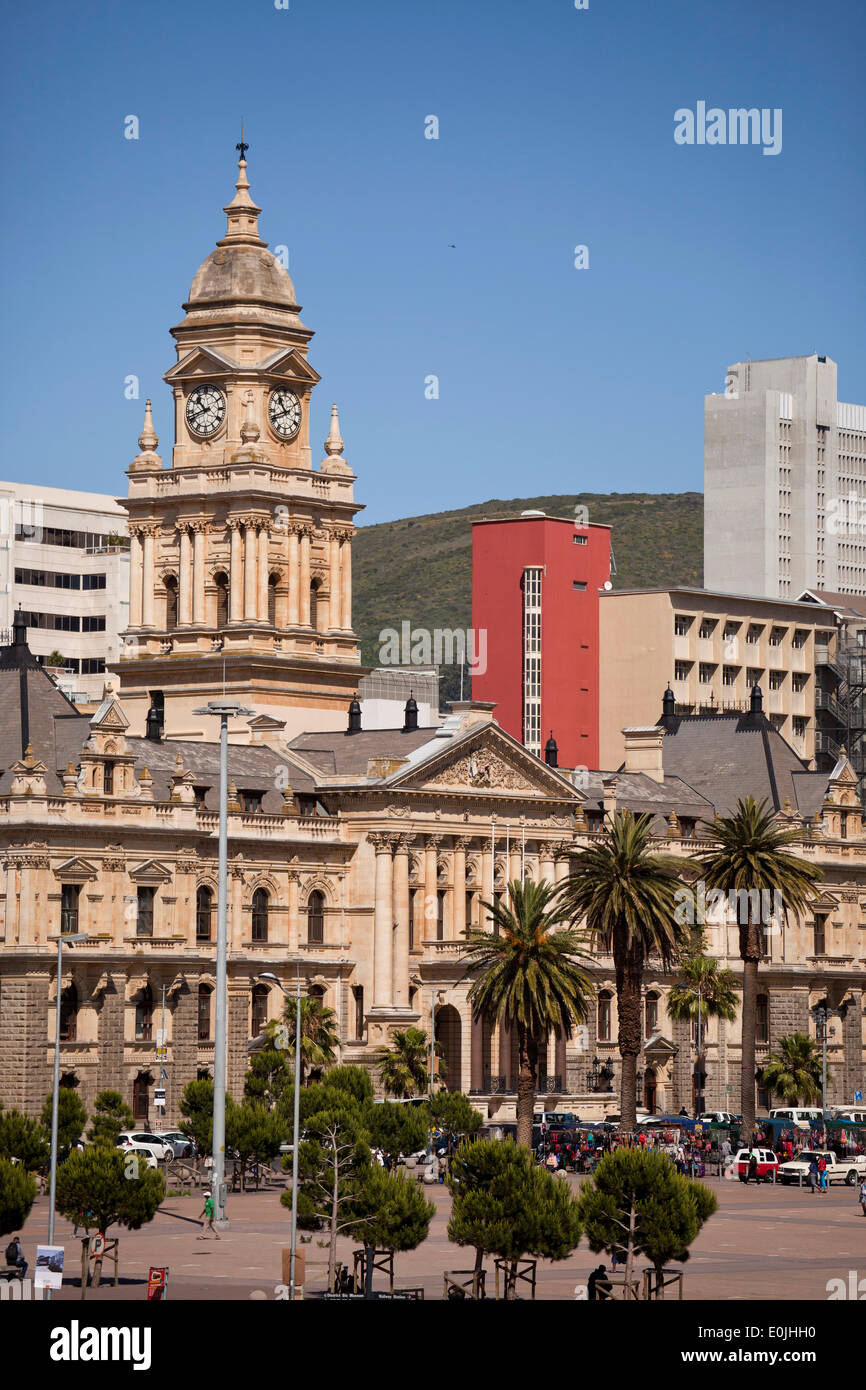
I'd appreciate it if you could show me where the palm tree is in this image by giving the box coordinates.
[279,995,340,1086]
[761,1032,824,1107]
[558,810,689,1133]
[459,877,594,1148]
[694,797,822,1137]
[376,1026,438,1098]
[665,949,739,1112]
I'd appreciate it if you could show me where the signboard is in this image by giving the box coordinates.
[155,1046,167,1062]
[156,1029,166,1048]
[856,1091,863,1103]
[34,1245,64,1291]
[154,1088,166,1108]
[88,1233,106,1259]
[147,1267,168,1301]
[726,1085,733,1094]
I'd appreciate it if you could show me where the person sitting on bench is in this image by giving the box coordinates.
[5,1236,27,1280]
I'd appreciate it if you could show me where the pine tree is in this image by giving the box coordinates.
[87,1091,134,1149]
[178,1078,216,1155]
[0,1158,38,1237]
[40,1088,87,1162]
[447,1138,582,1297]
[349,1167,435,1296]
[55,1147,165,1285]
[225,1098,288,1189]
[0,1109,50,1171]
[422,1091,483,1138]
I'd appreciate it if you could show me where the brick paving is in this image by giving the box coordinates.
[12,1171,866,1302]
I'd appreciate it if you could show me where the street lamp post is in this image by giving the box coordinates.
[193,700,253,1230]
[47,931,87,1301]
[258,965,304,1302]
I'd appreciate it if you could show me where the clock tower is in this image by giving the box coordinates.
[116,152,366,740]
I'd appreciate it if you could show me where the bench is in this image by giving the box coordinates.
[0,1266,25,1282]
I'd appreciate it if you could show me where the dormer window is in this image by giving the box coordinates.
[239,790,264,814]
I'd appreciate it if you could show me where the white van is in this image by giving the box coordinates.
[768,1107,823,1125]
[832,1108,866,1125]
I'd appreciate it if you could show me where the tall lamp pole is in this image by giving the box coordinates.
[258,965,304,1301]
[47,931,87,1300]
[194,700,252,1229]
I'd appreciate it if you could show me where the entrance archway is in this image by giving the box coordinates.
[644,1067,658,1115]
[435,1004,462,1092]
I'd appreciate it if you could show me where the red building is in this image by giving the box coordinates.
[471,511,611,770]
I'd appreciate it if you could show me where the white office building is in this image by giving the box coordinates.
[0,481,129,702]
[705,354,866,600]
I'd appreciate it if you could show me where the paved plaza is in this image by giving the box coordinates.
[13,1173,865,1302]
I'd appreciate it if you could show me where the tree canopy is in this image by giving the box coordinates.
[87,1091,134,1150]
[0,1158,38,1237]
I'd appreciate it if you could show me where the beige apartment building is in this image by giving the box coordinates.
[599,587,839,770]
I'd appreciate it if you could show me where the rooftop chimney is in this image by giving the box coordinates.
[750,682,763,714]
[347,695,362,735]
[622,726,666,783]
[12,608,26,647]
[145,704,163,742]
[544,732,558,767]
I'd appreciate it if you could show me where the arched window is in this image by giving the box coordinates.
[756,993,769,1044]
[309,581,318,630]
[307,890,324,944]
[268,573,278,626]
[215,572,229,627]
[251,888,269,943]
[309,984,325,1002]
[132,1072,150,1122]
[59,983,78,1042]
[645,992,659,1036]
[196,885,213,941]
[135,984,153,1042]
[164,576,178,630]
[198,984,213,1041]
[251,983,269,1037]
[598,990,613,1043]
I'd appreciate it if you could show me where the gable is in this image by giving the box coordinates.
[164,346,237,383]
[90,697,130,732]
[128,859,173,883]
[390,727,579,800]
[258,347,321,386]
[53,856,99,881]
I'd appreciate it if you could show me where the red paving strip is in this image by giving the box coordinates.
[13,1174,865,1302]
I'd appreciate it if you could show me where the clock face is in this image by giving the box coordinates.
[185,384,226,438]
[269,388,302,439]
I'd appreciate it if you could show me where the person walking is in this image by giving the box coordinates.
[807,1156,818,1194]
[746,1149,759,1185]
[198,1190,221,1239]
[4,1235,27,1280]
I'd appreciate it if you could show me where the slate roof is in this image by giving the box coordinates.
[123,738,316,810]
[287,726,440,777]
[0,620,90,793]
[656,710,826,818]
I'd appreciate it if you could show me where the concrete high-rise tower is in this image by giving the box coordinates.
[704,354,866,600]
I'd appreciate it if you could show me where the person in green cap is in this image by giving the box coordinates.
[198,1190,221,1240]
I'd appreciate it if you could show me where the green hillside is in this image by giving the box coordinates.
[353,492,704,703]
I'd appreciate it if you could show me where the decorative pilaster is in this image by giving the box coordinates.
[370,833,396,1009]
[243,520,257,620]
[424,835,442,941]
[129,526,143,627]
[256,522,270,622]
[299,527,312,625]
[178,525,193,624]
[392,835,414,1007]
[339,532,352,630]
[328,530,341,630]
[452,837,469,941]
[228,519,244,621]
[287,870,300,952]
[141,526,157,627]
[192,521,207,624]
[287,525,300,625]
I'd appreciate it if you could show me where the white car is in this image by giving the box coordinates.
[116,1143,158,1171]
[777,1149,866,1187]
[697,1112,737,1125]
[116,1131,173,1163]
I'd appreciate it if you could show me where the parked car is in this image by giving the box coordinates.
[768,1107,824,1126]
[777,1149,866,1187]
[155,1131,195,1159]
[733,1147,779,1182]
[698,1112,737,1125]
[115,1143,158,1171]
[116,1131,173,1163]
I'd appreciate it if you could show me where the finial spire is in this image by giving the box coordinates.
[138,398,158,452]
[324,403,344,456]
[219,132,264,248]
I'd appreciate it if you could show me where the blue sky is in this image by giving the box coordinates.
[2,0,863,525]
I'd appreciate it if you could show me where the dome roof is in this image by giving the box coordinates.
[187,244,298,310]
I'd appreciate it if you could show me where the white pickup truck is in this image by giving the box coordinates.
[777,1149,866,1187]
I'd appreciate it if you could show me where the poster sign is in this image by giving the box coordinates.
[34,1245,64,1290]
[147,1267,168,1300]
[154,1088,166,1108]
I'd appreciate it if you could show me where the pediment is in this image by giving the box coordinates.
[54,856,99,881]
[643,1033,678,1059]
[90,697,129,732]
[258,347,321,386]
[128,859,173,883]
[812,891,840,911]
[164,346,238,383]
[390,727,579,799]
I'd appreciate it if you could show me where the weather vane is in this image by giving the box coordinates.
[236,122,249,161]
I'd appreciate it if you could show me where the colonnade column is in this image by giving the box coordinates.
[328,531,341,631]
[540,842,556,885]
[299,528,311,625]
[141,527,156,627]
[192,522,207,625]
[229,520,243,621]
[287,871,300,952]
[470,1014,484,1092]
[452,837,468,941]
[243,521,257,620]
[178,525,192,624]
[287,526,300,625]
[129,528,143,627]
[424,835,441,942]
[392,835,413,1008]
[371,834,395,1008]
[256,523,269,622]
[482,836,494,932]
[339,532,352,630]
